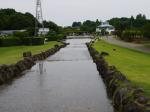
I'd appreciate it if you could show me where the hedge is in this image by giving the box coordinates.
[32,37,45,45]
[0,37,21,47]
[21,37,45,45]
[121,30,143,42]
[21,37,32,45]
[0,37,45,47]
[46,33,65,41]
[13,31,29,38]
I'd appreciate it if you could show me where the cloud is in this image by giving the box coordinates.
[0,0,150,26]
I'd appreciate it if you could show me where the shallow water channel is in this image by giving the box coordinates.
[0,39,114,112]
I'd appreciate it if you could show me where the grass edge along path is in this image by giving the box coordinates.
[0,41,62,64]
[92,40,150,97]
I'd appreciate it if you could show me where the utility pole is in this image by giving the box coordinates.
[35,0,44,37]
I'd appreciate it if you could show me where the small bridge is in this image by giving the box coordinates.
[67,35,94,39]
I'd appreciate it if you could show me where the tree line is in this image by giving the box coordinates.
[0,9,35,30]
[0,9,150,42]
[0,9,65,46]
[109,14,150,41]
[0,9,103,37]
[71,19,101,33]
[0,9,60,35]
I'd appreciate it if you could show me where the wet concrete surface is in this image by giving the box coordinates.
[0,39,114,112]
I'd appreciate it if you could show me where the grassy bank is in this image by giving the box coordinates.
[0,41,62,64]
[92,40,150,96]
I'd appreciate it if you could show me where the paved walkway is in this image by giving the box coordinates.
[102,36,150,54]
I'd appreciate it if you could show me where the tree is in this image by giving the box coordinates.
[130,16,134,29]
[0,9,36,30]
[72,22,81,28]
[109,17,130,31]
[27,27,35,36]
[142,23,150,38]
[109,14,149,38]
[108,13,150,40]
[43,20,60,33]
[134,14,147,28]
[96,19,101,26]
[136,14,146,20]
[13,31,29,38]
[80,20,97,33]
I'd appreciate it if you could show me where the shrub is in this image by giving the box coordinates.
[122,30,143,41]
[21,37,44,45]
[143,31,150,38]
[0,36,21,47]
[32,37,45,45]
[142,23,150,38]
[0,35,45,47]
[21,37,32,45]
[101,29,109,35]
[26,27,35,36]
[13,31,29,38]
[46,32,65,41]
[46,33,58,41]
[56,34,65,40]
[114,30,122,38]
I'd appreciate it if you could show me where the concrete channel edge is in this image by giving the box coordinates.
[0,42,68,85]
[86,42,150,112]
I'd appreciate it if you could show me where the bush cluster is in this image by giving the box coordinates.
[0,36,21,47]
[13,31,29,38]
[21,37,45,45]
[0,36,45,47]
[45,32,66,41]
[121,30,143,41]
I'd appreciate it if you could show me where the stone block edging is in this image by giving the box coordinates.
[86,42,150,112]
[0,42,68,85]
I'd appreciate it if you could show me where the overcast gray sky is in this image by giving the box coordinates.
[0,0,150,26]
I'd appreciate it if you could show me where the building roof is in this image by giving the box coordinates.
[0,30,26,34]
[97,22,114,29]
[39,28,49,32]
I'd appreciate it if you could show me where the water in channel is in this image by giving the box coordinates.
[0,39,114,112]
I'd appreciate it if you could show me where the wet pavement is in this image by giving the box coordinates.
[0,39,114,112]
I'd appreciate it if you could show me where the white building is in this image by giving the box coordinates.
[38,28,49,35]
[96,22,115,34]
[0,30,26,35]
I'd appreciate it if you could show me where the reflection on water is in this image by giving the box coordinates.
[0,38,114,112]
[39,61,44,74]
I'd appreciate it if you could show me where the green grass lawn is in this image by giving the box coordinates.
[0,41,62,64]
[93,40,150,96]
